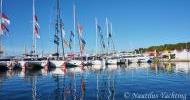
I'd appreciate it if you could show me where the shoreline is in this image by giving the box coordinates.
[157,59,190,62]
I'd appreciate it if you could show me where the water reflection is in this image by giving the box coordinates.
[149,62,190,74]
[97,68,116,100]
[31,76,38,100]
[175,62,190,73]
[0,62,189,99]
[50,67,87,100]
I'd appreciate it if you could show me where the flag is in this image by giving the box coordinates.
[61,28,69,47]
[34,26,38,33]
[34,25,40,38]
[54,39,59,45]
[80,43,85,52]
[109,32,112,38]
[0,23,9,32]
[97,25,101,33]
[81,38,86,45]
[34,15,40,38]
[62,28,66,37]
[77,24,83,37]
[103,43,105,48]
[34,15,38,22]
[63,39,69,47]
[98,28,105,49]
[80,38,86,52]
[69,31,74,50]
[70,37,72,42]
[70,31,74,37]
[54,34,59,45]
[97,24,106,49]
[0,13,10,35]
[34,15,39,28]
[77,24,86,53]
[68,38,72,50]
[1,13,10,25]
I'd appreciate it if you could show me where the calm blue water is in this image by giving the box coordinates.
[0,62,190,100]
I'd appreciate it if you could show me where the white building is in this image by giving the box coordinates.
[171,49,190,60]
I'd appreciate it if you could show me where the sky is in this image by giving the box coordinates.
[2,0,190,55]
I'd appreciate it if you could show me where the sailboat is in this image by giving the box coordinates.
[0,0,12,70]
[91,18,105,66]
[19,0,43,70]
[105,18,118,65]
[43,0,66,68]
[66,4,83,67]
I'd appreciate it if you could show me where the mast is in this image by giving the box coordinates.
[106,17,109,56]
[77,23,82,57]
[24,44,27,54]
[54,0,60,60]
[110,22,115,52]
[59,0,65,60]
[73,4,76,59]
[54,0,65,60]
[74,5,83,57]
[0,0,2,57]
[60,20,65,60]
[95,17,98,57]
[32,0,36,55]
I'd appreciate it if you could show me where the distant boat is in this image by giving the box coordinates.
[121,53,151,63]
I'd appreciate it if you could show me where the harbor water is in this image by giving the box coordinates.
[0,62,190,100]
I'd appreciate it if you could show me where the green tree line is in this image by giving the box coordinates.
[135,42,190,53]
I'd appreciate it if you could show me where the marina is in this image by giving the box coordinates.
[0,0,155,71]
[0,0,189,71]
[0,0,190,99]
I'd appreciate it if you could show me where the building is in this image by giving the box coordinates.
[171,49,190,60]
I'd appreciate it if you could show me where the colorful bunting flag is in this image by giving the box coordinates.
[0,23,9,32]
[0,13,10,35]
[77,24,83,37]
[97,25,101,33]
[69,31,74,50]
[34,15,40,38]
[81,38,86,45]
[54,34,59,45]
[70,31,74,37]
[1,13,10,25]
[109,32,112,38]
[63,39,69,47]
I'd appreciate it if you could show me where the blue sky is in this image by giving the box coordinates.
[2,0,190,55]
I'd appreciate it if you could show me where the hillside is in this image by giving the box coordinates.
[135,42,190,53]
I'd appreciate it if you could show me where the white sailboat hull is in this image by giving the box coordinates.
[67,60,82,67]
[50,60,66,68]
[41,60,49,67]
[91,60,103,65]
[106,59,118,65]
[117,58,126,64]
[137,57,151,63]
[0,61,8,70]
[123,58,138,63]
[18,61,42,69]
